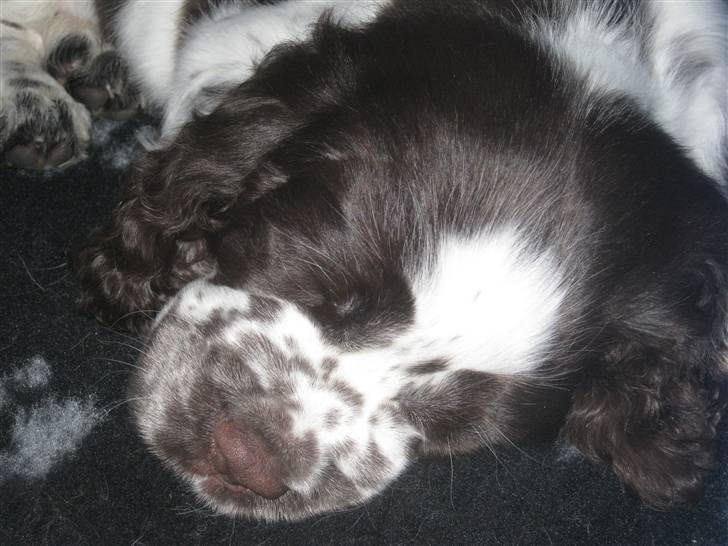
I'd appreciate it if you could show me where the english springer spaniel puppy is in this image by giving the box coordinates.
[9,0,728,521]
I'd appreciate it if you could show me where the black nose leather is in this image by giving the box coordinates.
[209,416,288,499]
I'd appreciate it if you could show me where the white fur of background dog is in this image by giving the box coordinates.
[2,0,725,177]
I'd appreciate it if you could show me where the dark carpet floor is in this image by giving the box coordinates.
[1,119,726,545]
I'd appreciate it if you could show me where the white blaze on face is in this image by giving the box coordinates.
[407,230,566,376]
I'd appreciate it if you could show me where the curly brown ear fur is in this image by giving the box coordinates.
[72,197,215,332]
[562,341,726,510]
[72,93,301,331]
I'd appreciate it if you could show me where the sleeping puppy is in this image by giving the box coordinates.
[15,0,728,521]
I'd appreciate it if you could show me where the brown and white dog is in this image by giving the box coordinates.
[4,0,728,522]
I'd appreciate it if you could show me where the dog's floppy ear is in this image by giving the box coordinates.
[132,93,301,236]
[127,21,354,236]
[74,26,354,330]
[562,339,726,509]
[73,91,303,331]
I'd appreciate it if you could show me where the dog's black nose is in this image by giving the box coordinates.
[209,416,288,499]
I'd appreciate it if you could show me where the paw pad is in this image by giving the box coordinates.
[67,51,141,121]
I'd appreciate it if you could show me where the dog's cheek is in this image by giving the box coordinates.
[394,370,507,454]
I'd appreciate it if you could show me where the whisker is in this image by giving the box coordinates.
[447,438,455,510]
[109,309,157,329]
[17,252,45,291]
[29,261,68,271]
[91,356,145,372]
[102,396,150,415]
[171,503,219,517]
[481,417,542,466]
[98,338,152,357]
[98,324,148,344]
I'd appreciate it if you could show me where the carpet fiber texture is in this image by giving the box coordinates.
[1,119,727,545]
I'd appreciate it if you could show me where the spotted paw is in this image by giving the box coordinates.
[45,34,141,122]
[67,51,141,122]
[0,70,91,171]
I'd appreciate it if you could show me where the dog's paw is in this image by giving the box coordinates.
[45,35,141,122]
[0,69,92,171]
[68,54,141,121]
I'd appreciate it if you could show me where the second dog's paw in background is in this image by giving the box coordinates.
[45,33,142,122]
[1,66,92,171]
[1,9,140,172]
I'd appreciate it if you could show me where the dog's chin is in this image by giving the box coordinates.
[189,475,380,522]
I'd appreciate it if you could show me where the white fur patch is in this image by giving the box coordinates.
[295,231,562,484]
[175,281,250,323]
[532,1,727,181]
[407,231,564,375]
[315,230,565,410]
[115,0,183,107]
[295,232,564,474]
[645,0,728,182]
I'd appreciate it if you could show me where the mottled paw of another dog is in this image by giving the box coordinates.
[1,82,91,171]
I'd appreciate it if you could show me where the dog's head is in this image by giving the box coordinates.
[131,276,575,520]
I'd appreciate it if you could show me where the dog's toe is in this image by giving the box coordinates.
[5,133,75,171]
[1,89,90,171]
[67,51,141,121]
